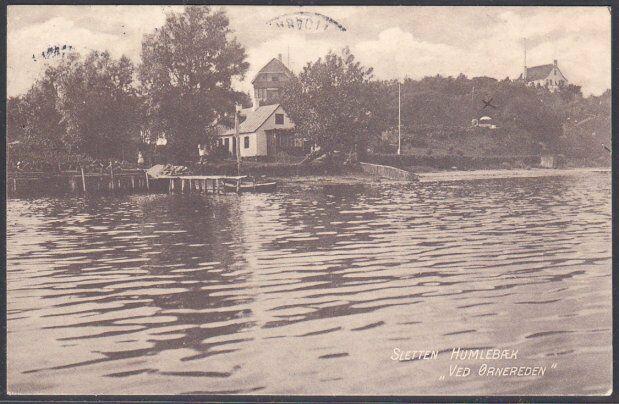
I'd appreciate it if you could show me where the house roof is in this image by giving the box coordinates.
[520,64,554,82]
[251,58,293,84]
[223,104,281,135]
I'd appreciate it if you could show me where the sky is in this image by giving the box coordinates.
[7,5,611,97]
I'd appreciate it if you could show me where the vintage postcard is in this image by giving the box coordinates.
[5,3,612,397]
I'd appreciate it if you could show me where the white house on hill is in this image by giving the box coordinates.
[218,104,295,158]
[519,59,568,92]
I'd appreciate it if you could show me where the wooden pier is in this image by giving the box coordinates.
[157,175,247,194]
[7,169,152,197]
[7,169,249,197]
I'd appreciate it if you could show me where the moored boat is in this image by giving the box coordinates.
[223,179,277,193]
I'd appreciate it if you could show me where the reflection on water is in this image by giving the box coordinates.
[7,173,611,395]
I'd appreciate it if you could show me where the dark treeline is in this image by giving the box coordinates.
[281,50,610,164]
[7,6,611,171]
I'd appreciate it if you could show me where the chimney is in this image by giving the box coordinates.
[278,53,282,62]
[252,90,259,111]
[553,59,558,67]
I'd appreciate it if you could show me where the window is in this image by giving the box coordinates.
[275,113,285,125]
[256,88,267,100]
[272,75,279,81]
[224,138,229,149]
[267,89,279,100]
[244,136,250,149]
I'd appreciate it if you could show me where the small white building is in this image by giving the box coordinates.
[218,104,295,158]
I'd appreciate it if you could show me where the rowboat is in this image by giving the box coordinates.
[223,179,277,193]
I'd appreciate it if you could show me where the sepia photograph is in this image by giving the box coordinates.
[5,3,612,397]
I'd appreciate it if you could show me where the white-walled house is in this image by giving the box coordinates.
[218,104,295,158]
[519,59,568,92]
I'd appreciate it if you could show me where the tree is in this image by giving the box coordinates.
[281,47,385,158]
[139,6,249,162]
[6,73,68,169]
[8,77,65,151]
[7,96,26,145]
[53,51,142,160]
[7,50,142,169]
[558,83,583,101]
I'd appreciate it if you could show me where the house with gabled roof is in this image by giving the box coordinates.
[217,56,299,159]
[519,59,568,92]
[218,104,295,158]
[252,54,294,105]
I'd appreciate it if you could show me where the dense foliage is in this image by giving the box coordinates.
[139,6,249,162]
[281,48,387,158]
[8,50,141,168]
[373,75,609,164]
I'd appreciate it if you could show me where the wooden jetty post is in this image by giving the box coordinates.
[145,171,150,191]
[80,167,87,192]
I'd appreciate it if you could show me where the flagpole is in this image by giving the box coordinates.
[235,104,241,176]
[398,81,401,155]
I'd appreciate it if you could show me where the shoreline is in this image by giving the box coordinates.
[7,166,611,198]
[416,167,611,182]
[276,167,610,186]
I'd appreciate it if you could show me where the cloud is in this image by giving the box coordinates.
[8,15,125,95]
[351,7,610,95]
[7,5,611,97]
[7,5,179,96]
[354,27,470,80]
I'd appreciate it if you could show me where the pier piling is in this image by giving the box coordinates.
[80,167,87,192]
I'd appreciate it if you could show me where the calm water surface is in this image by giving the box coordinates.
[7,172,612,395]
